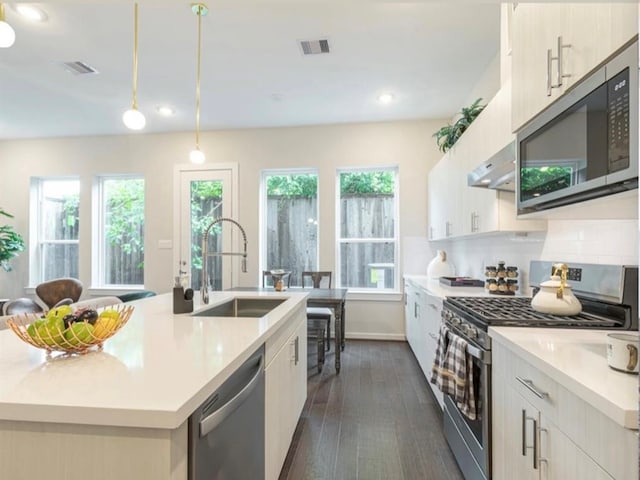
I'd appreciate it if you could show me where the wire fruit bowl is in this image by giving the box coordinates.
[7,304,134,356]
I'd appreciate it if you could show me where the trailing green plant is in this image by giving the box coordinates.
[433,98,486,153]
[0,208,25,272]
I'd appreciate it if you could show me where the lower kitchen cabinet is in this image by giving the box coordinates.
[492,341,635,480]
[265,306,307,480]
[404,279,443,408]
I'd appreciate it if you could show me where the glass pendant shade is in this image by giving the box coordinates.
[122,108,146,130]
[190,148,206,164]
[0,20,15,48]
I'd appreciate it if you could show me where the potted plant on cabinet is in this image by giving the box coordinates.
[0,208,25,272]
[433,98,486,153]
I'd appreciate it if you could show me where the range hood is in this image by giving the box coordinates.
[467,141,516,191]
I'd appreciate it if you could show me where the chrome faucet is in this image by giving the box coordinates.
[200,217,248,305]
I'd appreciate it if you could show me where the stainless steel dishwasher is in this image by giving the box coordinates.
[188,345,265,480]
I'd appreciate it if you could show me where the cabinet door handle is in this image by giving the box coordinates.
[428,332,438,341]
[516,376,549,399]
[445,221,452,237]
[555,36,571,87]
[532,418,539,469]
[537,425,548,469]
[546,48,553,96]
[294,336,299,365]
[521,409,527,456]
[429,226,434,240]
[428,303,438,311]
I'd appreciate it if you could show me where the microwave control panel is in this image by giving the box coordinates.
[608,67,630,171]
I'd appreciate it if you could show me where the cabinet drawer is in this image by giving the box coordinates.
[506,350,558,423]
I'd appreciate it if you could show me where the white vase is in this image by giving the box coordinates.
[427,250,454,279]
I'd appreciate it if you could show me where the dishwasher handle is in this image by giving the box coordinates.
[199,354,264,438]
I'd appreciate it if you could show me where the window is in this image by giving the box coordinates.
[337,167,398,291]
[260,170,318,287]
[30,177,80,283]
[94,176,145,287]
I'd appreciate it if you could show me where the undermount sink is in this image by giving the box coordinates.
[193,297,285,318]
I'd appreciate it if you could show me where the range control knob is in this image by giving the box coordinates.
[450,316,461,326]
[467,326,478,339]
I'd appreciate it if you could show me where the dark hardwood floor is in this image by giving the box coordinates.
[279,340,464,480]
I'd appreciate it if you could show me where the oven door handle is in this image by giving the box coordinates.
[465,342,491,365]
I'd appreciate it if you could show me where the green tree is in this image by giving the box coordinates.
[0,208,25,272]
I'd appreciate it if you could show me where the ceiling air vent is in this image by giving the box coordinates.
[59,61,99,75]
[300,39,330,55]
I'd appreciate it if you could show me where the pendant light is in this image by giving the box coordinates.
[122,3,146,130]
[0,3,15,48]
[189,3,208,164]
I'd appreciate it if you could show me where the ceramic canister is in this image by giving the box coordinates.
[606,332,640,373]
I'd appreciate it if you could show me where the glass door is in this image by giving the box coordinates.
[176,165,237,292]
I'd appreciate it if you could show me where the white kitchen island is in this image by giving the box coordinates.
[0,290,309,480]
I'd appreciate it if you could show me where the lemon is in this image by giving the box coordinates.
[93,315,120,340]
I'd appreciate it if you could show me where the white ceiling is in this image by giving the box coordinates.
[0,1,500,139]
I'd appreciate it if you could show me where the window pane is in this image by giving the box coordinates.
[338,168,397,291]
[103,178,145,285]
[190,180,223,292]
[339,171,395,238]
[340,242,395,289]
[43,243,79,279]
[42,180,79,240]
[264,173,318,287]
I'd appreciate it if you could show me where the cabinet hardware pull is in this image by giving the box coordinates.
[294,336,299,365]
[428,332,438,340]
[429,226,434,240]
[532,418,538,469]
[516,376,549,399]
[521,409,527,455]
[555,36,571,87]
[537,426,548,469]
[428,303,438,310]
[446,221,452,237]
[546,49,553,96]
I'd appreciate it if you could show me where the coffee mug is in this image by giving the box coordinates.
[606,332,639,373]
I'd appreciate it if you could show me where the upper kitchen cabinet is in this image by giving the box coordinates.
[428,151,464,240]
[511,3,638,132]
[428,82,546,240]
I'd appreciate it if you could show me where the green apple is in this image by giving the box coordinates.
[46,305,73,322]
[38,317,66,347]
[26,319,45,340]
[99,309,119,321]
[63,322,95,346]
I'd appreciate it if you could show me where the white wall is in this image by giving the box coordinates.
[0,119,445,340]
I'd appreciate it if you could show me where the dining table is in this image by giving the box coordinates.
[228,287,348,373]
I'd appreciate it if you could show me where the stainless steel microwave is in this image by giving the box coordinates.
[517,39,638,215]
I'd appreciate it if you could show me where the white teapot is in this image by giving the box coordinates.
[531,263,582,316]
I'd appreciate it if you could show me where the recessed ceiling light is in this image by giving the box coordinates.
[14,5,47,22]
[377,93,394,104]
[156,106,175,117]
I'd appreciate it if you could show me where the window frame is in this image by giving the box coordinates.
[29,176,81,286]
[91,174,145,289]
[259,168,320,286]
[335,165,400,293]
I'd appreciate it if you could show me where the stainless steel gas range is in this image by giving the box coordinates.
[439,261,638,480]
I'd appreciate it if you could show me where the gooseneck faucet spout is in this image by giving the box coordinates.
[200,217,248,305]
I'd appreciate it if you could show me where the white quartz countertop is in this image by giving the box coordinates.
[0,291,308,430]
[489,327,638,429]
[404,274,493,298]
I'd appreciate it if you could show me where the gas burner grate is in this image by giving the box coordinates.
[446,296,621,328]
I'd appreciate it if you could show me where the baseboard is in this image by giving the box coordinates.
[343,332,407,342]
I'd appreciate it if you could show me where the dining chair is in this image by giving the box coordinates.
[302,271,333,351]
[35,278,83,310]
[2,297,44,316]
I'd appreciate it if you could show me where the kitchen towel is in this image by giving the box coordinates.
[430,325,477,420]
